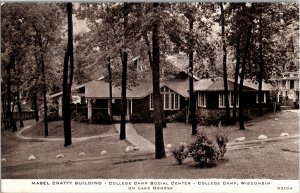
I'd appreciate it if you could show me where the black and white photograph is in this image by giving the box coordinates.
[1,2,299,193]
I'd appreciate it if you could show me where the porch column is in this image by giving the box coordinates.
[107,99,111,115]
[88,99,92,119]
[126,99,130,120]
[58,96,62,117]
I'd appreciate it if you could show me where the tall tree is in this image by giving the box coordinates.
[151,3,166,159]
[239,4,254,130]
[62,2,74,146]
[219,3,231,122]
[120,3,129,140]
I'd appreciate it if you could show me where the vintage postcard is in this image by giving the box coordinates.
[1,1,299,193]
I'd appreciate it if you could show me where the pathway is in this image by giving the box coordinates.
[114,123,155,153]
[284,109,299,114]
[15,125,118,142]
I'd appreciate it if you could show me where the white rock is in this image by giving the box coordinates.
[2,158,6,162]
[179,142,187,147]
[166,152,172,157]
[236,137,246,142]
[258,135,267,140]
[125,146,134,153]
[166,144,172,148]
[28,155,36,161]
[56,154,64,159]
[101,150,107,155]
[133,146,139,151]
[79,152,85,157]
[280,133,289,137]
[274,118,279,121]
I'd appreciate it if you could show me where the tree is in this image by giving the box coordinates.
[120,3,130,140]
[239,4,255,130]
[62,2,74,146]
[219,3,231,122]
[151,3,166,159]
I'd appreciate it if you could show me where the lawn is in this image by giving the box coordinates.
[1,128,131,168]
[133,111,299,147]
[21,120,116,138]
[3,138,298,179]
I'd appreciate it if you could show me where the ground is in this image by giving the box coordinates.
[1,111,299,179]
[134,111,299,146]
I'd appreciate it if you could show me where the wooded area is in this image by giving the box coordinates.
[1,3,298,158]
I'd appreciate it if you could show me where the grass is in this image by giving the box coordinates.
[21,120,116,138]
[2,111,299,179]
[1,128,130,167]
[134,111,299,147]
[2,138,298,179]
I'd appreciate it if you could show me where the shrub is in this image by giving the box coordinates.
[91,112,111,124]
[171,142,189,165]
[131,113,144,123]
[214,122,228,159]
[189,131,220,168]
[47,111,62,122]
[166,110,186,123]
[72,112,89,123]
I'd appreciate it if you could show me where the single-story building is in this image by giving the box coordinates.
[194,78,273,122]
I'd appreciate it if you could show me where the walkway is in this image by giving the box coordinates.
[284,109,299,114]
[114,123,155,153]
[15,125,118,142]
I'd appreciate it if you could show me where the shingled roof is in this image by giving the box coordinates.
[85,79,190,99]
[194,78,272,92]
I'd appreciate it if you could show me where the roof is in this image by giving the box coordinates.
[48,84,85,99]
[194,78,273,92]
[85,79,190,99]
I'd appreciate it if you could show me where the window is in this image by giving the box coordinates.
[286,80,290,89]
[295,80,299,90]
[256,93,266,103]
[219,93,225,108]
[219,92,239,108]
[290,80,294,89]
[150,86,180,110]
[150,94,154,110]
[198,92,206,107]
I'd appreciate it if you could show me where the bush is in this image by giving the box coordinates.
[189,132,221,168]
[72,112,89,123]
[131,113,144,123]
[166,110,186,123]
[171,142,189,165]
[214,122,228,159]
[47,111,62,122]
[91,112,111,124]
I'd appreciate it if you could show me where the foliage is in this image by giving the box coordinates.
[214,122,228,159]
[189,131,221,167]
[47,111,62,122]
[91,112,111,124]
[171,142,189,165]
[166,110,186,122]
[72,112,89,123]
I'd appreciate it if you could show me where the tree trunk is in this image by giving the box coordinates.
[1,94,8,129]
[37,29,49,137]
[233,31,241,122]
[107,57,113,121]
[6,54,17,132]
[16,91,24,128]
[32,90,39,122]
[239,6,254,130]
[120,51,128,140]
[120,3,129,140]
[220,3,230,123]
[188,18,197,135]
[258,12,264,117]
[63,2,74,146]
[152,3,166,159]
[161,100,167,128]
